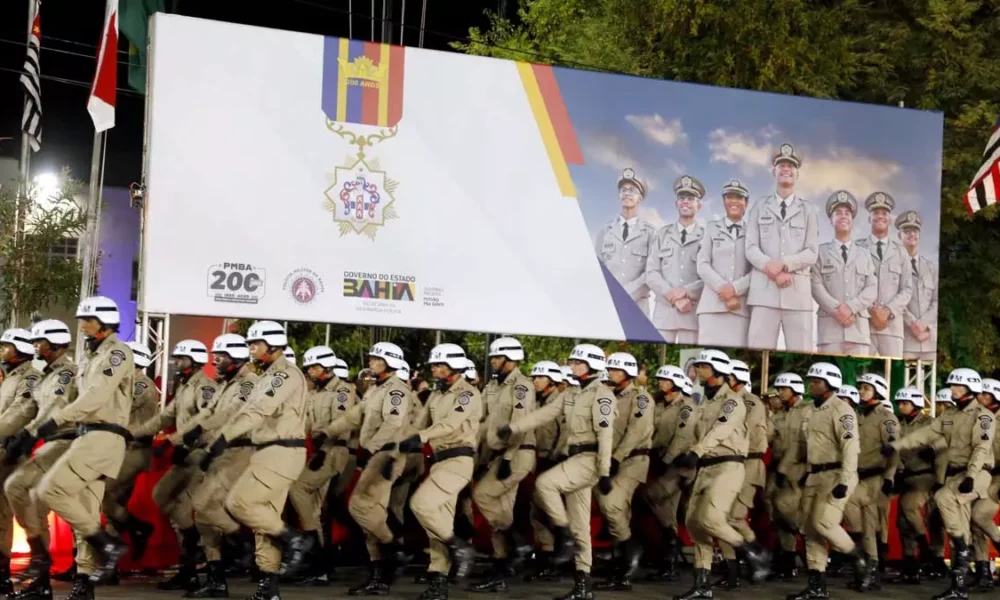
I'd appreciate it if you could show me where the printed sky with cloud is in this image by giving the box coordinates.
[554,68,944,258]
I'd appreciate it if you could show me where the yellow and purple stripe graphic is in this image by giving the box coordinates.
[517,63,584,197]
[322,37,405,127]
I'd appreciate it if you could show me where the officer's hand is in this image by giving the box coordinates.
[399,434,422,453]
[207,436,227,458]
[473,464,489,482]
[880,444,896,458]
[764,259,785,279]
[171,446,190,466]
[36,419,57,440]
[894,478,909,495]
[718,283,736,302]
[881,479,894,496]
[308,450,327,471]
[598,476,613,496]
[181,425,204,448]
[725,297,742,311]
[153,442,171,458]
[959,477,974,494]
[311,433,329,448]
[917,447,936,462]
[497,425,512,442]
[356,450,371,469]
[610,458,620,477]
[831,483,848,499]
[775,472,788,488]
[14,431,36,456]
[672,452,698,470]
[496,458,513,481]
[380,457,395,481]
[199,454,214,472]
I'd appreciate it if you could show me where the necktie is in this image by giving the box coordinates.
[728,224,741,236]
[876,241,883,261]
[841,245,848,263]
[911,257,918,276]
[681,229,687,245]
[780,201,787,220]
[622,222,629,241]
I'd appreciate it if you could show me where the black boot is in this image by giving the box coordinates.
[595,541,635,591]
[83,530,128,583]
[23,536,52,580]
[554,570,593,600]
[647,529,680,582]
[888,554,920,584]
[932,569,969,600]
[673,568,712,600]
[712,558,740,590]
[470,559,509,593]
[185,561,229,598]
[247,573,281,600]
[877,540,889,574]
[550,527,577,567]
[852,555,879,591]
[8,573,53,600]
[974,560,993,591]
[125,514,155,560]
[504,529,531,573]
[739,542,772,583]
[786,569,829,600]
[951,536,971,575]
[158,528,201,592]
[779,550,800,580]
[446,538,475,580]
[415,572,449,600]
[524,552,560,582]
[619,537,643,579]
[297,531,329,586]
[377,540,410,584]
[277,527,314,577]
[64,574,94,600]
[348,563,390,596]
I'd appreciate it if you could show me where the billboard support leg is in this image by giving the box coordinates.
[324,324,331,347]
[160,313,171,409]
[760,350,770,397]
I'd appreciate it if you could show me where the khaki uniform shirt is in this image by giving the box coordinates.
[53,334,134,428]
[777,400,813,479]
[611,382,654,464]
[895,398,996,482]
[691,383,748,459]
[0,361,41,438]
[483,370,536,460]
[805,396,860,485]
[133,369,219,438]
[534,388,562,459]
[172,365,257,445]
[130,372,161,436]
[857,403,900,479]
[220,356,307,445]
[898,412,937,490]
[413,378,483,452]
[25,355,77,437]
[306,376,355,445]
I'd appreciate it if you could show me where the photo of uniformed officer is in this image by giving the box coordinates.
[646,175,705,344]
[696,179,751,347]
[744,143,819,352]
[897,211,937,360]
[594,168,657,317]
[810,191,877,355]
[855,192,913,357]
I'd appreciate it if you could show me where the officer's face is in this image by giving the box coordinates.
[430,363,451,380]
[869,208,890,235]
[658,379,673,394]
[858,383,875,402]
[898,400,916,416]
[32,339,50,358]
[306,364,325,380]
[173,356,193,371]
[0,344,13,363]
[78,317,101,338]
[676,193,701,218]
[808,378,828,397]
[532,376,551,393]
[977,392,997,408]
[831,206,854,234]
[723,194,747,221]
[768,395,783,411]
[212,353,233,371]
[489,356,505,372]
[248,340,270,362]
[950,384,968,400]
[619,184,642,209]
[900,227,920,251]
[607,369,627,385]
[773,161,797,186]
[368,357,388,376]
[695,363,713,384]
[777,387,793,403]
[569,360,589,379]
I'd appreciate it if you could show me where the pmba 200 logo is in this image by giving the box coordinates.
[283,269,325,305]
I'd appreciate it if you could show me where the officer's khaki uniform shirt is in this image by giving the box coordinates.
[857,404,901,480]
[745,193,820,310]
[805,396,860,486]
[690,383,748,459]
[132,369,219,439]
[173,365,258,445]
[647,222,705,330]
[130,372,160,440]
[856,235,913,339]
[903,254,938,354]
[898,413,937,491]
[811,241,879,345]
[483,370,536,461]
[894,398,996,483]
[595,215,657,304]
[412,378,483,453]
[306,376,355,447]
[777,400,813,480]
[697,217,751,317]
[24,356,77,437]
[359,375,413,452]
[0,361,41,439]
[610,382,654,473]
[534,388,562,460]
[220,356,307,446]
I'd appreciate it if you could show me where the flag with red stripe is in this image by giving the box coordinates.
[87,0,118,132]
[964,114,1000,213]
[20,0,42,152]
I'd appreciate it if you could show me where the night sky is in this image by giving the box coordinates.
[0,0,503,187]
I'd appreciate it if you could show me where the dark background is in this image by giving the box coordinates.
[0,0,513,187]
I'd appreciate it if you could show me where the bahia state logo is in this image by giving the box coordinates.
[283,268,325,305]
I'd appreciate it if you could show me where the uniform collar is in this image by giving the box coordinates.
[616,214,639,227]
[43,354,70,374]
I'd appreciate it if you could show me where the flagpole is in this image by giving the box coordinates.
[13,0,38,328]
[75,130,105,360]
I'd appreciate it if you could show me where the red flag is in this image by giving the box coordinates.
[88,0,118,132]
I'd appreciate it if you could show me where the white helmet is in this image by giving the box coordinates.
[75,295,120,326]
[569,344,606,371]
[857,373,889,400]
[693,349,732,375]
[172,339,209,365]
[427,343,467,370]
[982,378,1000,401]
[211,334,250,361]
[30,319,71,346]
[0,328,34,356]
[895,386,925,408]
[303,346,338,369]
[283,347,296,362]
[128,341,153,368]
[730,359,752,385]
[599,370,609,382]
[489,337,525,362]
[530,361,564,383]
[562,365,580,386]
[606,352,639,377]
[680,375,694,396]
[369,342,406,370]
[807,362,843,389]
[398,360,411,381]
[947,368,983,394]
[333,358,349,379]
[774,372,805,396]
[464,358,478,381]
[837,385,861,405]
[936,388,955,404]
[246,320,288,347]
[655,365,688,390]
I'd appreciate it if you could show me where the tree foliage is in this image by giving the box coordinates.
[456,0,1000,374]
[0,171,87,326]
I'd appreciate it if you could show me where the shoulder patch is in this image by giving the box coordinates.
[54,387,65,396]
[271,376,284,389]
[109,349,126,367]
[457,392,472,406]
[598,397,613,406]
[265,388,276,397]
[274,371,290,379]
[201,386,216,401]
[600,404,612,416]
[722,398,737,414]
[637,396,649,410]
[884,420,897,436]
[24,375,38,389]
[58,370,73,385]
[843,431,854,440]
[103,367,114,377]
[514,384,528,400]
[389,390,404,406]
[134,382,148,396]
[980,415,993,431]
[840,414,855,431]
[746,399,756,409]
[337,391,349,403]
[239,381,255,398]
[679,406,693,420]
[599,418,609,428]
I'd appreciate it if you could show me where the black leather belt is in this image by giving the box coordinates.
[858,466,886,480]
[627,448,651,460]
[228,439,254,449]
[698,455,745,468]
[747,452,767,460]
[568,443,598,456]
[256,439,306,449]
[991,464,1000,476]
[903,467,935,479]
[810,462,842,474]
[133,435,154,446]
[43,432,76,443]
[77,423,130,439]
[434,447,475,462]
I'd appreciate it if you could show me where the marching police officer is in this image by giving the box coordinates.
[969,379,1000,591]
[524,361,565,583]
[595,168,657,316]
[811,190,878,355]
[889,368,994,600]
[790,362,864,600]
[896,211,938,361]
[745,143,820,351]
[697,179,752,347]
[499,343,613,600]
[595,352,653,591]
[36,296,134,599]
[891,386,937,584]
[209,321,313,600]
[771,372,810,580]
[857,192,913,357]
[647,175,706,343]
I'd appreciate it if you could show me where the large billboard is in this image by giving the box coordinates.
[142,15,943,359]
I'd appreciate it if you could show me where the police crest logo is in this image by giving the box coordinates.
[679,406,692,421]
[840,414,855,431]
[514,385,527,400]
[134,382,148,396]
[637,396,649,410]
[239,381,255,398]
[389,390,403,406]
[201,387,215,401]
[337,392,349,403]
[58,371,73,385]
[283,268,326,305]
[109,350,125,368]
[271,376,284,389]
[980,415,993,430]
[722,398,737,414]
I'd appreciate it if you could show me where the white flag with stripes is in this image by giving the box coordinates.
[20,1,42,153]
[964,115,1000,214]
